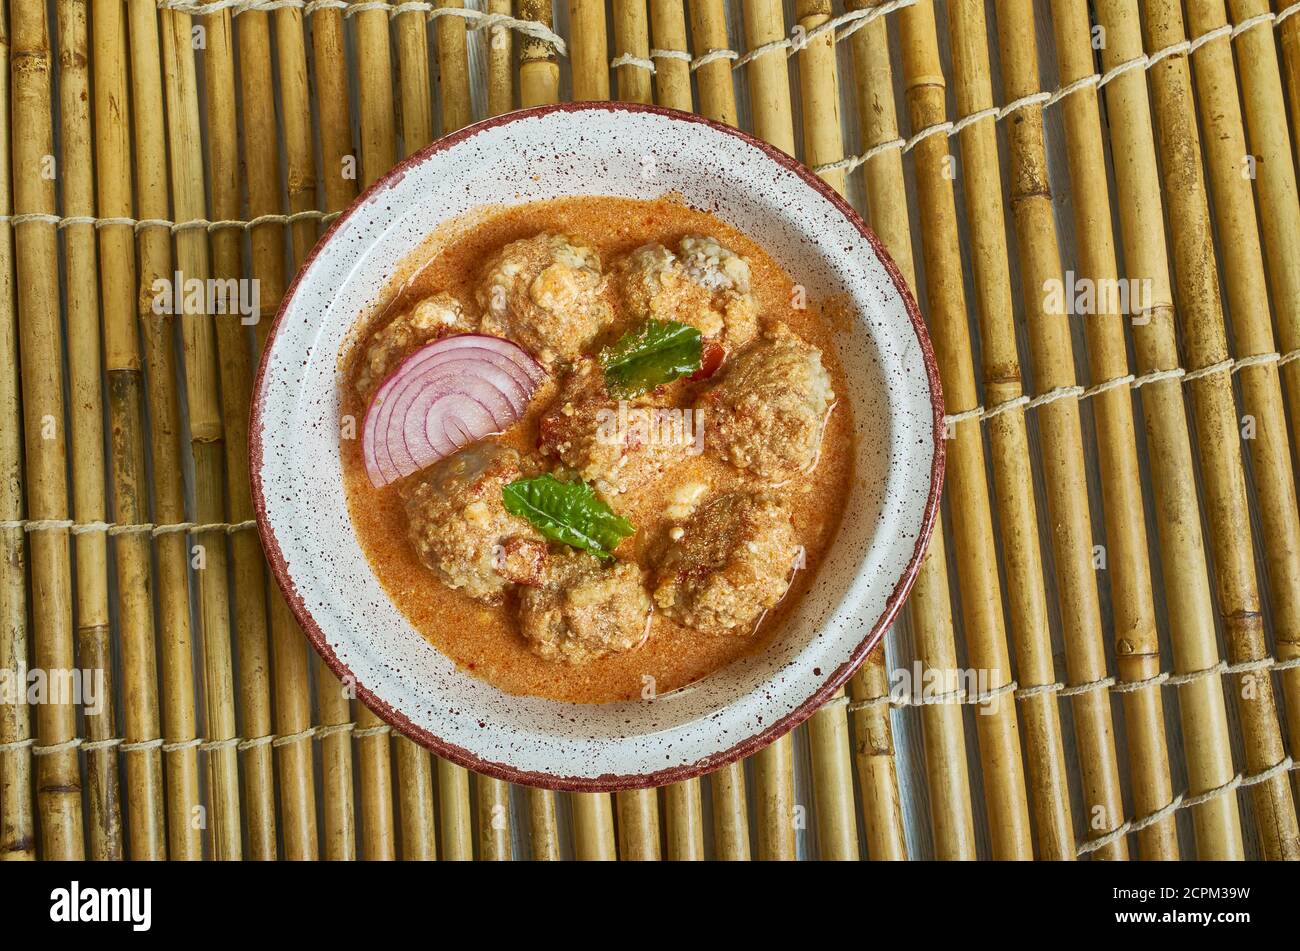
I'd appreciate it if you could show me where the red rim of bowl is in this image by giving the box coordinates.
[249,101,946,792]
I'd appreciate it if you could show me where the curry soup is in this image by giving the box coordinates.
[339,195,854,703]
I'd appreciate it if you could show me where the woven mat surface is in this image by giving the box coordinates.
[2,0,1300,860]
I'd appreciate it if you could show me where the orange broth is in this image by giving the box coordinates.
[340,196,853,703]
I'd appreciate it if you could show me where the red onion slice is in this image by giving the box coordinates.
[361,334,546,488]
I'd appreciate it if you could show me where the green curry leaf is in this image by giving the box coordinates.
[599,319,702,398]
[502,474,635,561]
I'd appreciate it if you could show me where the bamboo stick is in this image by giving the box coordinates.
[438,758,473,859]
[753,738,796,859]
[649,0,691,111]
[1276,0,1300,174]
[846,656,906,859]
[664,780,704,859]
[352,720,395,859]
[353,0,435,861]
[794,0,843,195]
[615,789,661,860]
[899,1,1040,862]
[211,6,276,863]
[267,589,318,852]
[395,733,438,856]
[122,0,203,861]
[434,1,472,132]
[519,0,559,107]
[736,0,799,862]
[688,0,737,125]
[804,697,860,859]
[570,0,610,100]
[396,4,433,151]
[845,0,975,860]
[1143,0,1299,859]
[1203,0,1300,787]
[0,2,35,863]
[159,4,245,860]
[267,584,324,856]
[741,0,795,154]
[899,0,1033,860]
[355,0,399,177]
[1044,0,1179,862]
[614,0,653,104]
[572,790,617,858]
[946,0,1079,860]
[310,1,359,860]
[528,788,561,859]
[951,0,1119,861]
[487,0,514,116]
[80,0,178,863]
[10,0,83,860]
[709,764,751,859]
[355,0,398,176]
[476,775,512,860]
[794,0,878,862]
[55,0,125,863]
[995,0,1177,860]
[1229,0,1300,772]
[1061,0,1244,858]
[274,6,318,266]
[317,670,356,859]
[571,792,617,860]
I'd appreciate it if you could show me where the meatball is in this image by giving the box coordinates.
[652,490,799,636]
[354,293,473,400]
[476,233,612,365]
[517,551,652,663]
[697,322,835,481]
[403,442,548,604]
[615,235,758,352]
[538,359,693,499]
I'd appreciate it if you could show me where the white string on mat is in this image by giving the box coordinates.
[837,678,1300,857]
[611,53,656,73]
[731,0,918,69]
[840,654,1300,714]
[7,709,1289,858]
[15,657,1295,757]
[154,0,568,55]
[141,0,1300,83]
[0,0,1262,862]
[690,48,739,72]
[9,667,1298,857]
[1076,756,1298,858]
[6,3,1282,241]
[939,348,1300,433]
[0,208,339,233]
[0,517,257,536]
[614,48,695,73]
[0,722,374,755]
[815,0,1300,179]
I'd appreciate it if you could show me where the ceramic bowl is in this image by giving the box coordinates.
[251,102,944,791]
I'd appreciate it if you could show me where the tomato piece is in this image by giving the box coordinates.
[690,340,726,381]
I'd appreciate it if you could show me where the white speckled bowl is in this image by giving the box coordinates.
[251,103,943,791]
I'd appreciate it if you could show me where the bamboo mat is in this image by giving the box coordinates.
[2,0,1300,861]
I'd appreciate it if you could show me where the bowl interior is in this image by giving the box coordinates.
[253,104,941,789]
